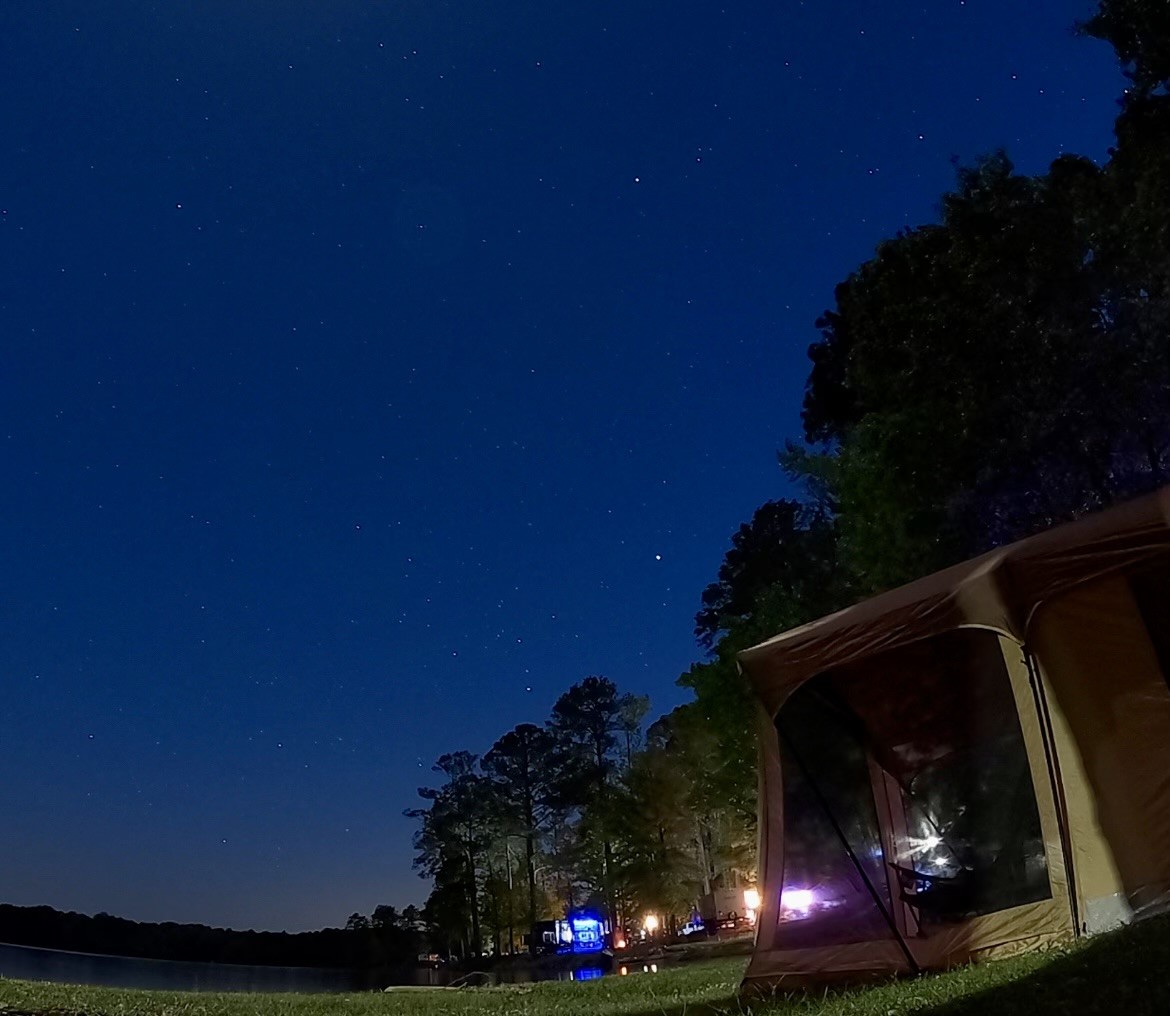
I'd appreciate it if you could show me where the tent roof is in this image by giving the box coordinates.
[739,487,1170,718]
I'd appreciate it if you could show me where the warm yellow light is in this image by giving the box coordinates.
[743,888,761,912]
[642,913,660,933]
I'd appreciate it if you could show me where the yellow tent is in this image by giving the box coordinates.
[738,488,1170,990]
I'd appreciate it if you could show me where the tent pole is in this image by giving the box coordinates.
[777,721,921,975]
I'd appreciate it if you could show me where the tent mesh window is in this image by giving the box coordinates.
[773,630,1051,943]
[774,686,898,949]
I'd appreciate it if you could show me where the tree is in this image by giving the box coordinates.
[1082,0,1170,96]
[617,693,650,769]
[370,905,400,929]
[547,676,628,932]
[481,723,556,952]
[679,491,854,850]
[793,149,1170,589]
[406,751,497,957]
[694,499,849,649]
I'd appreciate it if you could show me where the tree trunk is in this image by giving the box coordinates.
[695,817,713,897]
[603,838,616,938]
[525,830,537,954]
[466,846,482,957]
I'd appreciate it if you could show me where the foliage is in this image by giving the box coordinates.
[792,142,1170,590]
[1082,0,1170,96]
[482,723,559,949]
[407,752,500,957]
[546,677,641,929]
[694,500,848,650]
[780,0,1170,592]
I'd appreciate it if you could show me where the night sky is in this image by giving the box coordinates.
[2,1,1123,932]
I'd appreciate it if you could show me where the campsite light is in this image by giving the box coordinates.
[780,888,816,915]
[743,888,761,912]
[642,913,660,934]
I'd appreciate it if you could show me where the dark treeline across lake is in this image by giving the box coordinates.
[0,904,416,969]
[0,942,383,993]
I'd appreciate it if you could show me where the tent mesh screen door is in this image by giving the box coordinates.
[773,630,1051,946]
[774,689,900,949]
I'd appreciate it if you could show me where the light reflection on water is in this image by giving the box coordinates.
[617,962,659,976]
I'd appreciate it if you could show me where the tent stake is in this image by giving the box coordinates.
[777,721,921,975]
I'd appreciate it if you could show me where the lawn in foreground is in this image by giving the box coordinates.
[3,913,1169,1016]
[0,958,743,1016]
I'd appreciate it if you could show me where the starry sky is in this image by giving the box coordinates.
[1,1,1124,932]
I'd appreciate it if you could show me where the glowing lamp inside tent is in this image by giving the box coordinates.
[780,887,817,916]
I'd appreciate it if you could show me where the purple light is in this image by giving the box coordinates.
[780,888,816,914]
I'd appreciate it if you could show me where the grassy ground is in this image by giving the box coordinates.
[0,959,742,1016]
[2,913,1168,1016]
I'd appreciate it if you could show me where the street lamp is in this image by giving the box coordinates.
[743,888,761,926]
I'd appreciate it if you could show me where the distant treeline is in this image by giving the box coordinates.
[0,904,420,969]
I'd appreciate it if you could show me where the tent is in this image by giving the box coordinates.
[738,487,1170,990]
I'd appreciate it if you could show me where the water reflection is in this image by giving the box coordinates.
[617,962,659,977]
[1,941,667,992]
[0,942,366,993]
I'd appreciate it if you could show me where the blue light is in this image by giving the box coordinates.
[569,914,605,953]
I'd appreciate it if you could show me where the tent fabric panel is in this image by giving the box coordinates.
[997,638,1074,930]
[908,898,1072,970]
[1082,892,1134,933]
[1130,564,1170,691]
[1030,575,1170,919]
[739,487,1170,716]
[741,902,1070,989]
[742,939,913,989]
[1008,492,1170,634]
[739,575,1004,719]
[752,701,786,958]
[1029,648,1126,925]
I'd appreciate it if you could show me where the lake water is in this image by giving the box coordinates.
[0,942,633,993]
[0,941,374,993]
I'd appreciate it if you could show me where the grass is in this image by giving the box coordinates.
[3,913,1169,1016]
[0,959,743,1016]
